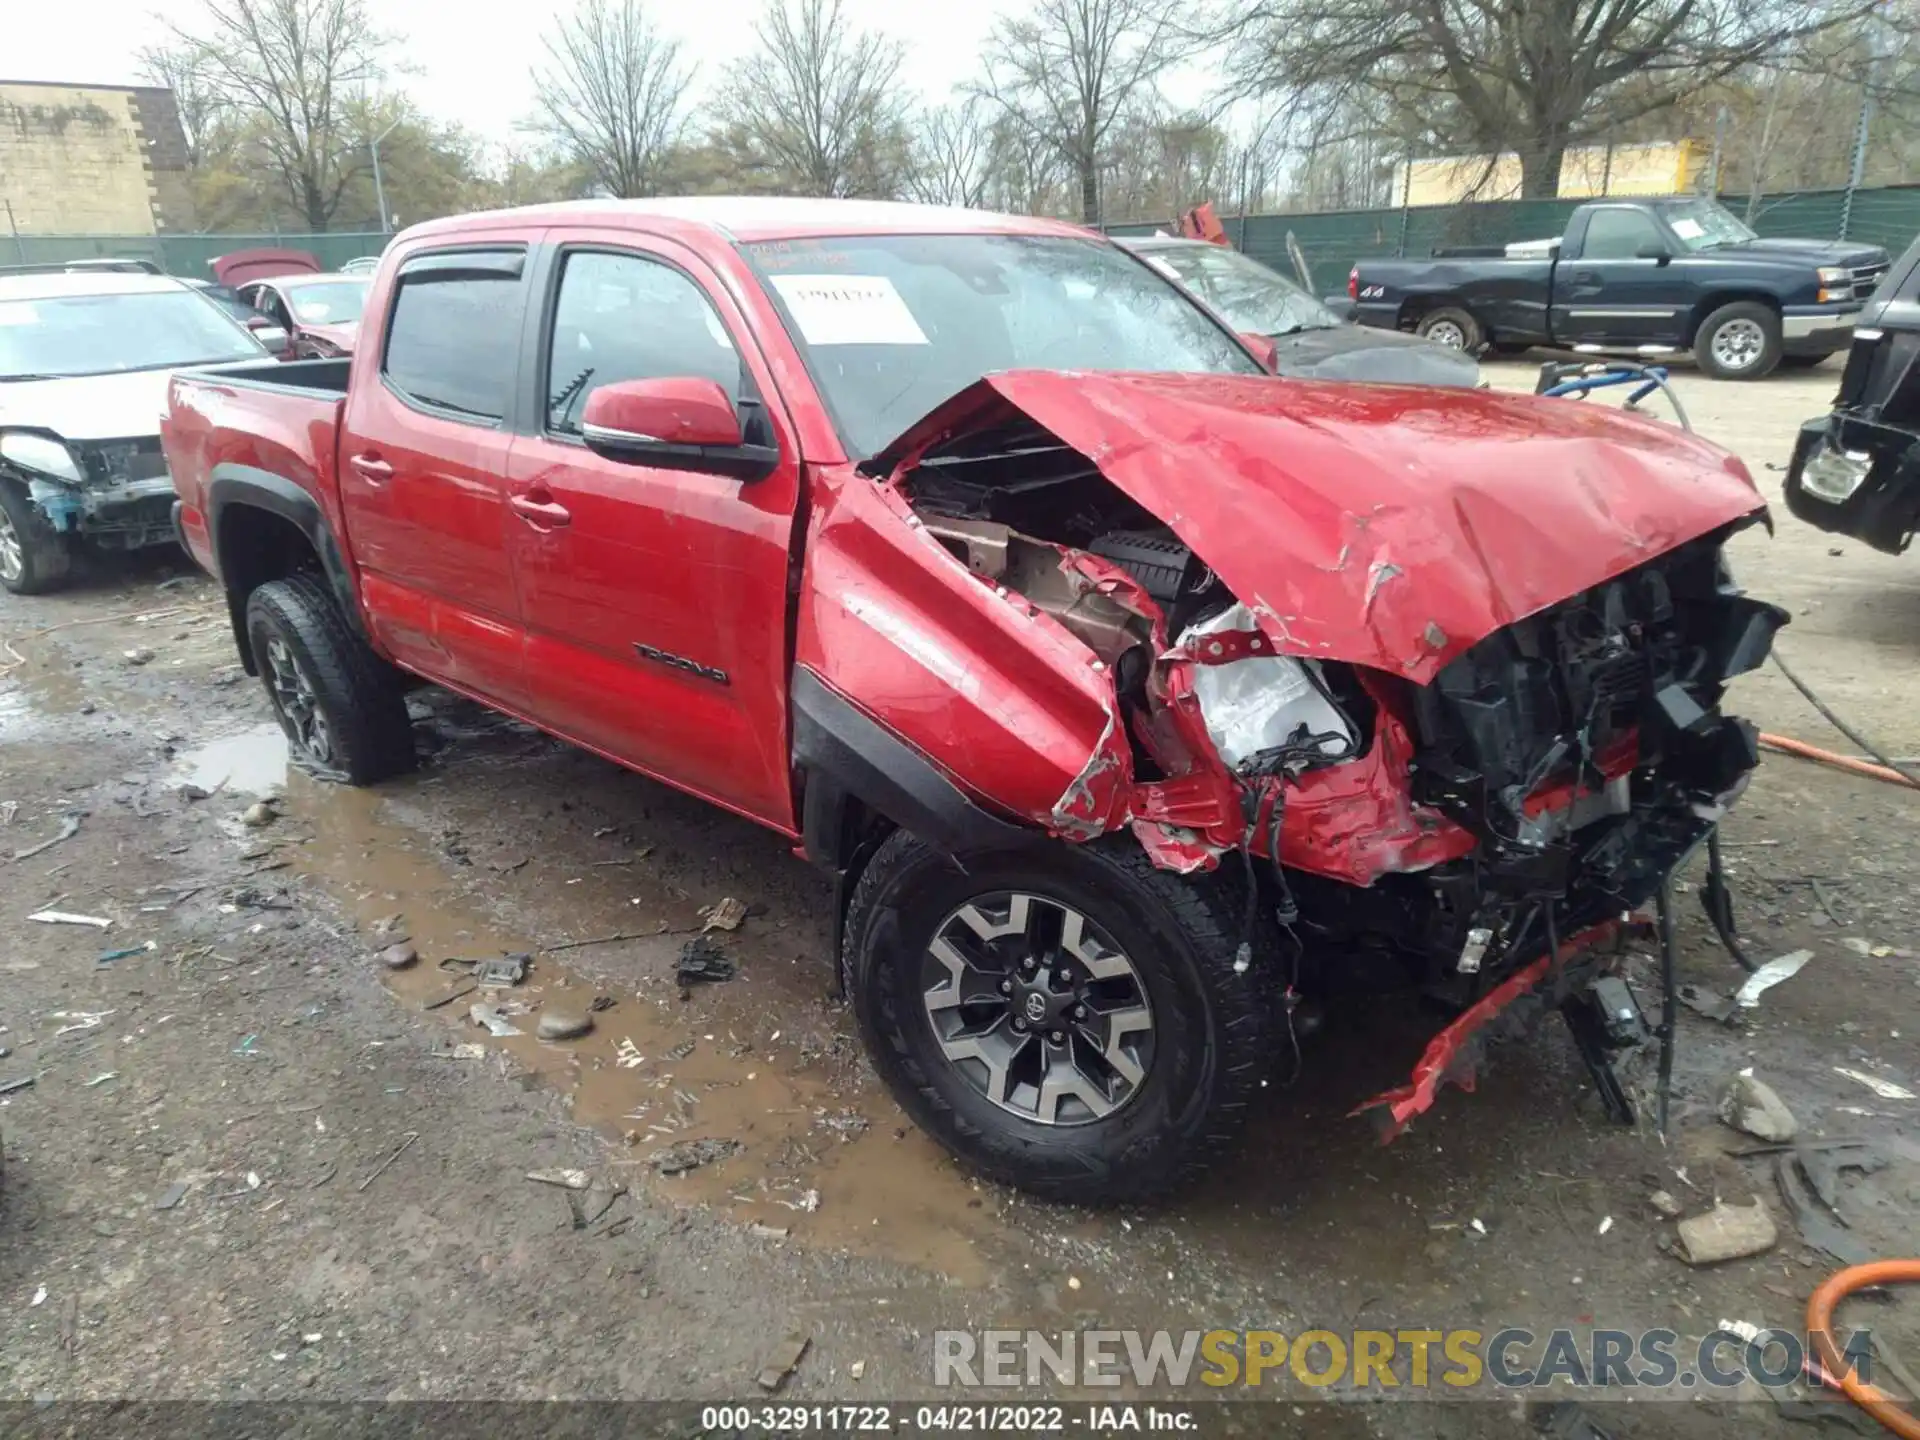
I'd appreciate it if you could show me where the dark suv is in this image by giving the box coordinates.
[1784,233,1920,552]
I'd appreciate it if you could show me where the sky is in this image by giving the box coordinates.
[5,0,1103,151]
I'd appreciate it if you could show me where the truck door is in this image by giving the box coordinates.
[1552,207,1684,348]
[501,234,804,831]
[338,244,535,708]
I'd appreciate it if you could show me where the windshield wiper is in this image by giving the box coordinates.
[1,373,64,382]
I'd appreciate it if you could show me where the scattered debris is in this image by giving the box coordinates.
[96,941,156,965]
[537,1010,593,1041]
[815,1110,869,1138]
[1596,1215,1613,1236]
[469,1004,523,1038]
[1733,949,1813,1009]
[1531,1399,1617,1440]
[653,1137,741,1175]
[30,1285,47,1307]
[1675,1199,1778,1265]
[422,982,476,1012]
[665,1038,697,1061]
[1676,983,1739,1025]
[81,1073,116,1088]
[677,937,736,986]
[29,910,112,929]
[541,931,651,955]
[232,1034,259,1056]
[1773,1153,1872,1266]
[0,1076,36,1097]
[1648,1190,1683,1219]
[239,800,278,828]
[849,1360,866,1380]
[1718,1071,1798,1142]
[123,647,154,666]
[751,1223,791,1240]
[1832,1068,1915,1101]
[372,913,406,937]
[699,896,747,933]
[527,1168,593,1190]
[474,954,528,987]
[773,1188,820,1213]
[356,1131,419,1192]
[11,813,81,862]
[433,1043,488,1061]
[153,1182,189,1211]
[756,1334,810,1392]
[378,942,418,971]
[589,994,614,1013]
[614,1038,644,1068]
[53,1011,112,1038]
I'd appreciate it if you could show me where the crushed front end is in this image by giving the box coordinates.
[0,430,180,552]
[811,370,1783,1138]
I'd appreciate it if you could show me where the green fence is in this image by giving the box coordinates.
[1111,183,1920,298]
[1,230,389,275]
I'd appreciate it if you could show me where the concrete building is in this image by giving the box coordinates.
[1393,140,1707,206]
[0,80,193,236]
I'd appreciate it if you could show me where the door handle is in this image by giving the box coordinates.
[1572,270,1601,285]
[510,491,572,528]
[349,453,393,483]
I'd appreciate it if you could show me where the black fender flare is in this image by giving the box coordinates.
[207,463,364,669]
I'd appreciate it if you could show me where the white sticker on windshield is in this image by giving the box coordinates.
[1669,218,1704,240]
[769,274,929,346]
[0,303,38,326]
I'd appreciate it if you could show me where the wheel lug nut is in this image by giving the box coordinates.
[1049,1030,1065,1043]
[999,979,1012,994]
[1054,971,1069,986]
[1073,1004,1087,1019]
[1012,1018,1027,1031]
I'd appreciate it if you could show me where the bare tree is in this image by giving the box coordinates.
[905,98,993,208]
[1222,0,1882,198]
[161,0,389,229]
[977,0,1188,225]
[530,0,693,198]
[136,44,226,169]
[715,0,911,197]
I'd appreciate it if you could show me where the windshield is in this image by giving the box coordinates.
[744,234,1259,458]
[1139,245,1340,336]
[1659,199,1757,252]
[285,280,369,325]
[0,288,263,380]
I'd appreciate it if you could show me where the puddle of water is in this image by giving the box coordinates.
[175,725,290,796]
[276,769,1000,1284]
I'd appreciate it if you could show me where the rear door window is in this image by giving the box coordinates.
[382,249,526,423]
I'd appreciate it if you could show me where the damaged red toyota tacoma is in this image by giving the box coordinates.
[161,199,1786,1203]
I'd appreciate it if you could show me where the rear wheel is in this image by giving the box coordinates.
[1694,301,1782,380]
[1414,306,1484,352]
[0,481,73,595]
[245,574,415,785]
[843,831,1277,1204]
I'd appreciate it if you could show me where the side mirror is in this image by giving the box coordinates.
[1239,331,1280,373]
[579,376,778,480]
[1636,243,1673,265]
[254,326,291,355]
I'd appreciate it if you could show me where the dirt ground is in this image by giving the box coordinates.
[2,357,1917,1436]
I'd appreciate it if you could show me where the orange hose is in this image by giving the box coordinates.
[1761,733,1920,790]
[1806,1260,1920,1438]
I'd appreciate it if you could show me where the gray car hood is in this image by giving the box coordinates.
[0,368,182,443]
[1271,324,1482,388]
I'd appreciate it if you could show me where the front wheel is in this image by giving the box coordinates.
[0,481,73,595]
[245,574,416,785]
[1694,302,1782,380]
[843,831,1278,1204]
[1778,354,1831,371]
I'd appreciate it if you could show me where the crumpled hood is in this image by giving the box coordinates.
[0,369,177,443]
[299,319,359,351]
[883,371,1767,682]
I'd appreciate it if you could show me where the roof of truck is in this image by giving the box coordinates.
[401,197,1094,245]
[0,272,190,303]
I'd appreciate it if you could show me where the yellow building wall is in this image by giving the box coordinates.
[0,83,163,234]
[1396,141,1705,206]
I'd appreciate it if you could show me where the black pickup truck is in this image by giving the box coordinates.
[1784,231,1920,552]
[1347,196,1890,380]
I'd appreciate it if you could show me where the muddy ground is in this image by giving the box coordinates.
[1,358,1917,1436]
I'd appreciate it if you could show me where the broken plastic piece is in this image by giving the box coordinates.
[677,937,736,985]
[1733,949,1813,1008]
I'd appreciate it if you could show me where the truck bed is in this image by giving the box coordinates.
[162,359,352,580]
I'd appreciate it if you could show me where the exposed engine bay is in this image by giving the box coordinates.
[900,411,1788,1015]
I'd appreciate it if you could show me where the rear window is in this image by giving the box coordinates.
[381,251,524,422]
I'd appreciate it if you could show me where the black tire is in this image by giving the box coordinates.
[1489,340,1532,357]
[1414,305,1484,352]
[1778,353,1831,371]
[843,831,1278,1204]
[245,574,415,785]
[0,479,74,595]
[1693,301,1782,380]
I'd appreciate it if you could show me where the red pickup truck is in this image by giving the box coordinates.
[162,198,1785,1203]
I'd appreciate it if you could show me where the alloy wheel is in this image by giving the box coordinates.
[919,891,1155,1126]
[0,509,21,584]
[262,635,335,767]
[1711,318,1766,373]
[1425,319,1467,350]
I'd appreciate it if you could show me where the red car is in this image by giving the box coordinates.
[231,273,369,359]
[161,199,1784,1202]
